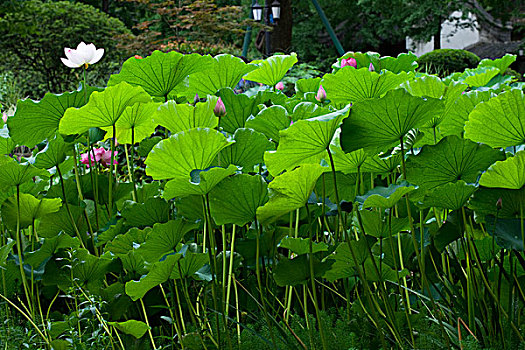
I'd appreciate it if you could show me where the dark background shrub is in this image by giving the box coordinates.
[0,0,134,99]
[417,49,481,77]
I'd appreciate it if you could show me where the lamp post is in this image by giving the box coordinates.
[252,0,280,57]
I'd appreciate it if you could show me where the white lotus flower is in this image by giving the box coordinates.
[61,42,104,69]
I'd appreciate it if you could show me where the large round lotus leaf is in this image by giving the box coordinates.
[273,254,333,287]
[295,78,321,99]
[0,156,49,190]
[359,209,409,238]
[163,165,237,200]
[405,135,505,190]
[108,320,150,340]
[103,102,161,144]
[469,187,525,220]
[34,135,68,169]
[25,233,80,268]
[291,102,331,121]
[479,151,525,189]
[440,90,493,136]
[464,89,525,148]
[356,181,415,209]
[243,53,298,87]
[322,68,411,105]
[216,88,259,134]
[8,85,102,147]
[245,105,289,143]
[1,193,62,230]
[125,254,182,301]
[340,89,443,153]
[461,66,501,87]
[478,54,517,72]
[153,98,218,134]
[188,54,256,96]
[145,128,233,180]
[265,106,349,176]
[414,181,477,210]
[209,174,269,226]
[331,146,367,174]
[402,75,445,99]
[256,164,327,224]
[218,128,273,170]
[108,50,214,99]
[59,82,152,135]
[361,153,401,174]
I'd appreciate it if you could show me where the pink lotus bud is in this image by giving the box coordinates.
[134,55,143,59]
[275,82,284,91]
[369,63,375,71]
[2,112,7,123]
[341,58,357,68]
[214,97,227,118]
[316,85,327,102]
[289,120,294,126]
[496,198,502,210]
[194,93,200,105]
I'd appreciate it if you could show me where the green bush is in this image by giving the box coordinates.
[417,49,481,77]
[0,0,134,99]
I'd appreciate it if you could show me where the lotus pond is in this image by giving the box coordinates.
[0,50,525,350]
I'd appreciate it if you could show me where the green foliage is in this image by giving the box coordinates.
[417,49,481,77]
[0,0,133,98]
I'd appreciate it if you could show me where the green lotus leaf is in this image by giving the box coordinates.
[25,233,80,268]
[243,53,298,87]
[163,165,237,200]
[415,181,477,210]
[402,75,445,99]
[461,66,501,87]
[121,197,170,228]
[109,320,150,339]
[125,253,182,301]
[71,248,114,293]
[295,77,321,98]
[0,156,49,190]
[188,54,256,96]
[174,195,205,221]
[322,68,410,105]
[1,193,61,230]
[405,135,505,190]
[137,220,198,263]
[216,88,259,134]
[278,237,328,256]
[153,98,218,134]
[361,154,401,174]
[37,205,87,238]
[245,105,289,143]
[323,240,371,282]
[256,164,327,223]
[479,151,525,189]
[291,102,332,121]
[273,254,333,287]
[265,106,349,176]
[464,89,525,148]
[0,125,15,155]
[209,174,269,226]
[377,52,418,73]
[108,50,214,99]
[145,128,233,180]
[440,90,493,136]
[59,82,152,135]
[315,172,359,203]
[478,54,517,73]
[0,239,16,267]
[485,216,524,250]
[340,89,443,153]
[359,209,409,238]
[331,146,367,174]
[103,102,161,144]
[34,135,68,169]
[218,128,273,170]
[469,187,525,220]
[7,85,101,147]
[357,181,415,209]
[170,252,209,280]
[104,227,151,256]
[373,234,414,270]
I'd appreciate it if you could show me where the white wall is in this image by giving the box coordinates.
[406,11,480,56]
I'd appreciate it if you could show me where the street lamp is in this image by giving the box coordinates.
[251,0,281,57]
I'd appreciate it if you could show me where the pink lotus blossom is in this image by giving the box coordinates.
[369,63,375,71]
[275,82,284,91]
[214,97,227,118]
[134,55,143,59]
[316,85,327,102]
[2,112,7,123]
[81,147,118,168]
[341,58,357,68]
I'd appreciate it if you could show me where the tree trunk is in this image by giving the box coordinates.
[433,19,442,50]
[102,0,110,13]
[270,0,292,53]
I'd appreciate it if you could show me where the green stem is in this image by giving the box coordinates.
[140,298,157,350]
[15,185,33,316]
[108,124,117,215]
